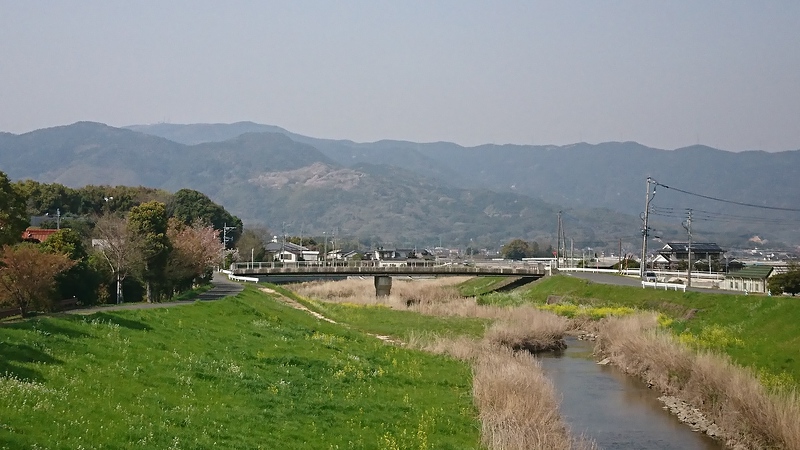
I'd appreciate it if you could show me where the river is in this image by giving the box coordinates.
[537,337,725,449]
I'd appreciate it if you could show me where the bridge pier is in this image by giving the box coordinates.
[374,275,392,296]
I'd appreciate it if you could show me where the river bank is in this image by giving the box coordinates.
[540,336,724,449]
[594,313,800,449]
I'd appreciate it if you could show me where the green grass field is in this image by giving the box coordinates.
[0,287,482,449]
[477,275,800,388]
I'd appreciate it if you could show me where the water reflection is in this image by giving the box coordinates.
[537,338,724,450]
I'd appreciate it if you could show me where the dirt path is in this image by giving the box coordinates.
[260,287,402,345]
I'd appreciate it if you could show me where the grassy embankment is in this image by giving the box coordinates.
[473,275,800,449]
[0,286,481,449]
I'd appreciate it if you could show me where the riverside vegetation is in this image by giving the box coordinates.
[472,275,800,449]
[0,287,482,449]
[6,274,795,449]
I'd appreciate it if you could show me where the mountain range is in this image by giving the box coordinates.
[2,121,799,252]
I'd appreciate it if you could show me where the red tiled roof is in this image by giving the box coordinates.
[21,227,58,243]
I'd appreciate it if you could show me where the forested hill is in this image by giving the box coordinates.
[125,122,800,217]
[126,122,800,249]
[2,121,798,249]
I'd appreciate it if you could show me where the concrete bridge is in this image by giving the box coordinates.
[230,261,546,295]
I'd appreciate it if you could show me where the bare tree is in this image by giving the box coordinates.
[93,214,139,304]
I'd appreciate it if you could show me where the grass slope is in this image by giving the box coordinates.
[478,275,800,388]
[457,276,514,297]
[271,284,489,342]
[0,287,481,449]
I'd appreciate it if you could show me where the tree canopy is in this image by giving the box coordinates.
[128,201,171,302]
[768,266,800,296]
[500,239,553,260]
[167,189,243,240]
[0,244,75,316]
[0,172,28,246]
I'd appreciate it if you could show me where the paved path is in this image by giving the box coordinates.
[67,272,244,315]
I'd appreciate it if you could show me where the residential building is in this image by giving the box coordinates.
[657,242,725,269]
[723,265,774,294]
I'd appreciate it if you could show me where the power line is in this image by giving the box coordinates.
[649,206,799,226]
[653,181,800,212]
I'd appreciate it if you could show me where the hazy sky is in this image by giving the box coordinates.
[1,1,798,151]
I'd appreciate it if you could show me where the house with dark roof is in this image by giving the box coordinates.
[264,238,319,262]
[658,242,725,269]
[372,247,435,267]
[724,265,773,294]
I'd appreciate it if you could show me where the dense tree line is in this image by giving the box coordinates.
[0,172,242,315]
[500,238,555,260]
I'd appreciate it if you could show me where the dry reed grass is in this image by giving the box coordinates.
[409,334,594,450]
[597,314,800,449]
[295,278,592,449]
[473,347,573,450]
[483,306,568,353]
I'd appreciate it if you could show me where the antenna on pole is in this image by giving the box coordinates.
[640,177,656,279]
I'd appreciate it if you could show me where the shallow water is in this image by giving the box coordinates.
[537,338,725,450]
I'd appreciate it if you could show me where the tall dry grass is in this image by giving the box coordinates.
[483,306,568,353]
[474,347,576,450]
[411,334,594,450]
[597,314,800,449]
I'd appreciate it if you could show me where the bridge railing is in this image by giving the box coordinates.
[230,260,544,275]
[232,260,438,270]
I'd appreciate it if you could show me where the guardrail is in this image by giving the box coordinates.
[228,274,259,283]
[642,281,686,292]
[558,267,640,276]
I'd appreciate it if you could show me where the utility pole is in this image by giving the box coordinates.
[221,222,236,270]
[682,209,693,288]
[222,223,236,249]
[281,222,286,262]
[556,211,562,268]
[570,238,574,269]
[640,177,656,279]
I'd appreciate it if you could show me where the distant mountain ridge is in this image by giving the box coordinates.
[1,121,798,250]
[123,122,800,213]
